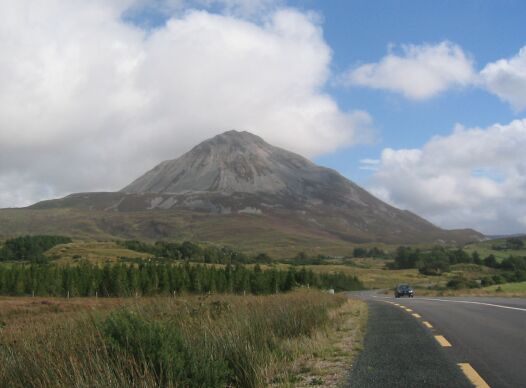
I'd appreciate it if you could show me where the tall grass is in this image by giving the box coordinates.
[0,291,345,387]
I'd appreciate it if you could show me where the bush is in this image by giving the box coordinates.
[481,276,495,287]
[484,254,499,268]
[446,277,479,290]
[0,235,71,262]
[418,259,450,276]
[102,309,231,387]
[492,274,505,284]
[446,277,466,290]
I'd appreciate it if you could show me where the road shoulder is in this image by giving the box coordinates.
[347,300,473,388]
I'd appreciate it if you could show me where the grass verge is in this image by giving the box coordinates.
[0,291,366,387]
[272,299,367,387]
[414,281,526,297]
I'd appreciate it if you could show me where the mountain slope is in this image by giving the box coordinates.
[22,130,483,246]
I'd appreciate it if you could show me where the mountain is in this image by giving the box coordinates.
[0,130,483,254]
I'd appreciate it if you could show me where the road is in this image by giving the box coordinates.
[348,292,526,388]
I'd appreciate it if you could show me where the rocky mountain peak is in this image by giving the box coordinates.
[121,130,322,196]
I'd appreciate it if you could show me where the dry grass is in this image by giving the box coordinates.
[274,299,367,387]
[0,296,128,340]
[0,291,366,387]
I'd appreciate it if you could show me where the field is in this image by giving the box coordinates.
[0,208,362,258]
[0,291,367,388]
[46,241,153,264]
[464,237,526,261]
[282,259,496,291]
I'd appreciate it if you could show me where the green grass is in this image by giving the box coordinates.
[464,237,526,262]
[46,241,153,264]
[483,281,526,293]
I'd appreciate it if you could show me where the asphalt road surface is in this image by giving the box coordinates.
[348,291,526,388]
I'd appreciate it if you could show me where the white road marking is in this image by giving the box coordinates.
[415,297,526,312]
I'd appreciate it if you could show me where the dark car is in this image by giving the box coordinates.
[394,284,414,298]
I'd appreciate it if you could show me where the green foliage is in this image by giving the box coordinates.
[492,237,525,251]
[446,276,480,290]
[102,309,231,386]
[392,246,489,272]
[120,240,253,264]
[484,254,499,268]
[352,247,386,258]
[391,246,423,269]
[0,262,364,297]
[0,235,71,262]
[500,256,526,271]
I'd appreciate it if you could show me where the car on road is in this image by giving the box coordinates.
[394,284,414,298]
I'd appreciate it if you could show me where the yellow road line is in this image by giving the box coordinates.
[412,313,421,318]
[435,335,452,347]
[394,303,400,306]
[405,308,413,312]
[458,363,490,388]
[423,321,433,329]
[399,305,406,309]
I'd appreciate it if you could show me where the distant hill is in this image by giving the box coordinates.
[0,130,483,253]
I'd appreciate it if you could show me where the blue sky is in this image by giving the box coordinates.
[307,0,526,181]
[1,0,525,233]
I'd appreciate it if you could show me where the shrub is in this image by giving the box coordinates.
[101,309,231,387]
[481,276,495,287]
[492,274,505,284]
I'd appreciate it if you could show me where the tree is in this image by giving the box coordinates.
[353,248,367,258]
[484,254,499,268]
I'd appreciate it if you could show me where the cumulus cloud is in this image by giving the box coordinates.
[347,41,476,100]
[481,46,526,111]
[368,119,526,234]
[0,0,372,208]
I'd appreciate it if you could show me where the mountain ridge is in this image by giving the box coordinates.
[17,130,483,246]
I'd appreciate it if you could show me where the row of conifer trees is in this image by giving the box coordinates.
[0,262,363,297]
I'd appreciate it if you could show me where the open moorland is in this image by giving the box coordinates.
[0,291,367,388]
[1,234,525,387]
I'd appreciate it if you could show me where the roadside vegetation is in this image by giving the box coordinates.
[0,291,366,387]
[0,236,370,386]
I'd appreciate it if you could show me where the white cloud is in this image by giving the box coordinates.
[481,46,526,111]
[0,0,373,207]
[368,119,526,234]
[359,158,380,171]
[347,41,476,100]
[199,0,282,17]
